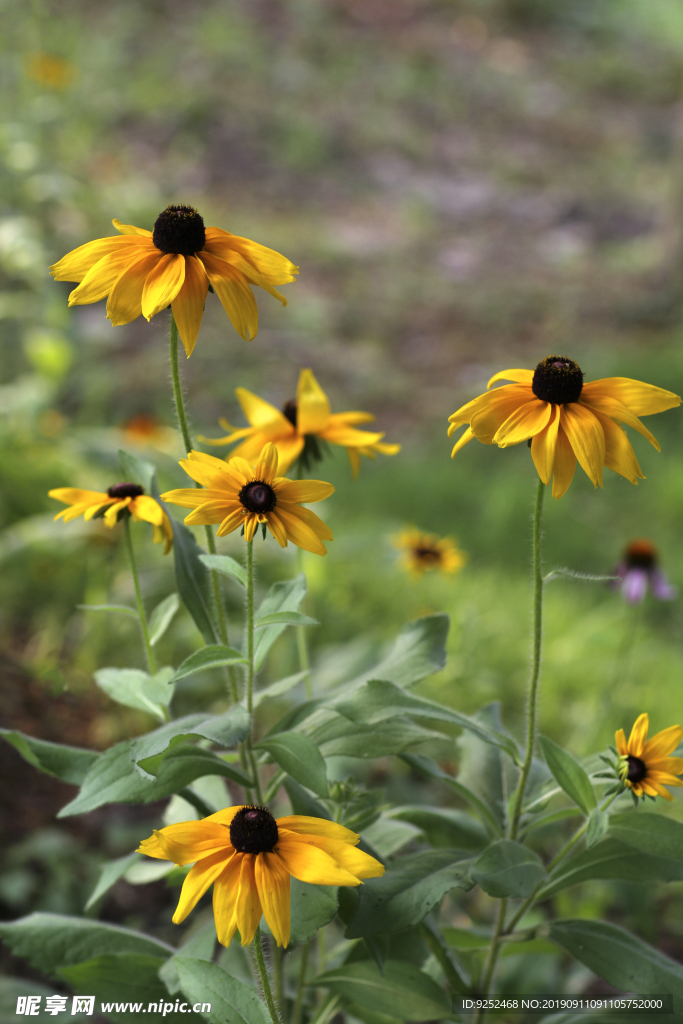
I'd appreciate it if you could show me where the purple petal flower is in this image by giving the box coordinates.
[621,567,649,604]
[650,569,677,601]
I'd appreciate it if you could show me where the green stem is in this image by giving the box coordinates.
[123,515,158,678]
[308,995,342,1024]
[474,898,507,1022]
[292,940,310,1024]
[244,539,263,803]
[177,787,214,818]
[509,478,546,841]
[272,942,284,1014]
[169,314,193,454]
[295,546,312,699]
[252,926,281,1024]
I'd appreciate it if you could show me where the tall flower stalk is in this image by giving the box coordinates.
[122,514,158,678]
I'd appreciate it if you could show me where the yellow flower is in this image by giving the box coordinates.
[448,355,681,499]
[616,713,683,802]
[138,805,384,948]
[198,368,400,477]
[49,205,298,356]
[48,482,173,553]
[393,527,466,577]
[161,442,334,555]
[26,52,75,90]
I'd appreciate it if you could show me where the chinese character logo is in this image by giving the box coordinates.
[71,997,95,1016]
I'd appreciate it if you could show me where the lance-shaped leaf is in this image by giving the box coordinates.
[457,703,509,832]
[254,611,319,629]
[312,713,443,759]
[538,735,596,816]
[170,645,247,683]
[148,594,180,646]
[138,744,253,789]
[401,753,502,838]
[170,517,219,645]
[253,671,308,708]
[0,730,98,785]
[389,806,488,851]
[312,960,451,1020]
[538,838,683,899]
[255,731,328,797]
[471,840,545,898]
[607,811,683,862]
[77,604,138,617]
[550,919,683,1001]
[351,614,449,688]
[118,449,157,495]
[173,957,270,1024]
[199,553,247,587]
[85,852,140,910]
[253,574,307,671]
[159,923,217,996]
[94,667,174,721]
[288,881,338,944]
[345,849,474,938]
[130,706,250,763]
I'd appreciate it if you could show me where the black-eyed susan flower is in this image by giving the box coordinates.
[448,356,681,499]
[138,805,384,948]
[49,205,298,355]
[161,442,333,554]
[198,368,400,476]
[615,713,683,802]
[613,539,677,604]
[393,527,466,577]
[48,483,173,553]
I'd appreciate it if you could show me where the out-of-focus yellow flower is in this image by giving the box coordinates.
[616,713,683,802]
[138,805,384,948]
[121,414,179,455]
[448,356,680,499]
[161,443,334,555]
[50,205,298,355]
[48,482,173,553]
[26,53,75,90]
[199,368,399,476]
[393,527,466,577]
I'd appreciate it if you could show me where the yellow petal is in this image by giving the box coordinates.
[204,228,299,285]
[591,411,644,485]
[320,423,385,447]
[234,854,262,946]
[304,836,384,880]
[450,426,475,457]
[643,779,674,801]
[141,253,186,320]
[254,852,291,947]
[627,713,649,758]
[199,252,258,342]
[49,488,108,506]
[217,508,248,538]
[643,725,683,760]
[107,250,162,326]
[243,513,259,543]
[138,821,231,865]
[185,501,241,526]
[273,479,335,504]
[68,248,150,306]
[582,378,681,417]
[103,499,130,527]
[486,368,534,389]
[615,728,627,756]
[560,404,605,488]
[347,447,361,476]
[205,246,288,305]
[172,849,232,924]
[112,219,152,237]
[236,387,292,433]
[469,387,536,443]
[297,369,331,435]
[204,805,243,826]
[266,510,289,547]
[276,503,332,554]
[327,411,376,427]
[253,442,279,484]
[213,852,244,947]
[271,435,306,474]
[170,255,210,358]
[494,400,552,448]
[530,406,560,485]
[275,835,360,886]
[275,816,359,844]
[129,495,164,526]
[647,770,683,786]
[550,426,576,499]
[50,236,150,282]
[160,487,210,509]
[580,394,660,451]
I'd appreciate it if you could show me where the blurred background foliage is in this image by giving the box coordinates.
[5,0,683,1000]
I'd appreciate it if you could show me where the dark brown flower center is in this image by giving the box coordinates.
[107,482,144,499]
[239,480,277,514]
[625,540,657,570]
[531,355,584,405]
[414,546,441,564]
[282,399,298,428]
[627,755,647,783]
[152,205,206,256]
[229,806,279,854]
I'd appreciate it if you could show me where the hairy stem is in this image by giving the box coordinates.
[295,546,312,699]
[252,926,281,1024]
[122,515,158,679]
[244,539,263,803]
[292,939,310,1024]
[474,898,507,1023]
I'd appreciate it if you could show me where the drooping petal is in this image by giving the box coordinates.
[204,228,299,286]
[450,426,475,457]
[297,369,331,435]
[235,388,293,434]
[471,390,538,443]
[107,250,163,326]
[275,835,361,886]
[642,779,674,801]
[171,255,209,357]
[530,405,560,484]
[138,821,232,864]
[272,479,335,504]
[253,442,279,484]
[275,816,359,844]
[243,513,260,543]
[103,498,130,527]
[160,488,213,509]
[198,252,258,342]
[305,835,385,879]
[217,509,248,538]
[68,247,152,306]
[254,852,291,947]
[560,403,605,488]
[327,411,376,427]
[269,434,306,474]
[486,368,534,389]
[265,510,289,547]
[590,410,644,485]
[204,246,288,305]
[49,488,109,507]
[582,378,681,417]
[129,495,164,526]
[643,725,683,760]
[112,219,153,237]
[276,503,332,555]
[213,852,244,947]
[621,568,648,604]
[172,849,232,924]
[185,501,242,526]
[580,394,660,451]
[493,399,552,448]
[627,713,649,758]
[234,854,262,946]
[320,423,385,447]
[550,426,576,499]
[50,236,151,282]
[347,448,361,476]
[141,253,186,320]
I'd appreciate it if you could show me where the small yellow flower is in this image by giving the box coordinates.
[161,442,334,555]
[50,205,298,356]
[448,356,680,498]
[198,368,400,477]
[26,53,75,90]
[121,414,179,455]
[393,528,466,577]
[48,482,173,553]
[616,713,683,802]
[138,805,384,948]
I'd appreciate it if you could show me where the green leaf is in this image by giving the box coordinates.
[284,776,331,819]
[313,714,443,759]
[131,706,250,763]
[400,753,503,838]
[289,880,338,943]
[0,729,98,785]
[171,645,247,682]
[418,917,471,995]
[471,840,545,898]
[456,703,509,831]
[312,960,451,1021]
[254,611,319,628]
[550,918,683,1000]
[170,518,219,645]
[253,574,307,671]
[608,811,683,862]
[255,731,328,797]
[389,806,489,851]
[77,604,138,617]
[538,735,596,815]
[334,679,519,763]
[94,667,174,721]
[346,850,473,938]
[159,923,217,995]
[538,838,683,898]
[138,743,253,789]
[253,671,308,708]
[199,553,247,587]
[586,808,608,849]
[352,614,449,688]
[0,978,91,1022]
[148,593,180,645]
[118,449,157,494]
[85,851,140,910]
[60,955,170,1024]
[173,956,270,1023]
[0,913,173,976]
